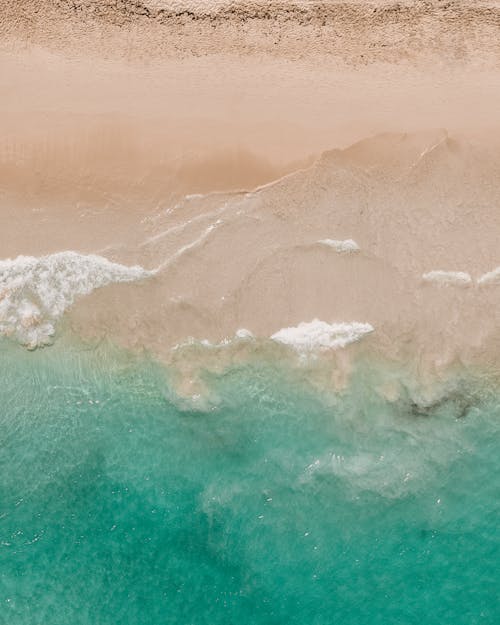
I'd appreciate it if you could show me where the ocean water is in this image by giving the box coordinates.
[1,340,499,625]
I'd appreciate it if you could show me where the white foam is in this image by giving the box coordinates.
[172,328,255,351]
[155,220,223,270]
[318,239,360,254]
[422,270,472,287]
[477,266,500,285]
[235,328,254,339]
[270,319,374,352]
[0,252,152,348]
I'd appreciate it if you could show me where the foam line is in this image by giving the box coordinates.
[0,251,152,348]
[270,319,374,352]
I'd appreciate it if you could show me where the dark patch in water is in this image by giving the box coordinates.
[409,391,473,420]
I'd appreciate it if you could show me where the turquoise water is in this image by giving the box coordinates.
[1,341,499,624]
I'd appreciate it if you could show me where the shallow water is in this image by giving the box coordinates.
[1,341,498,624]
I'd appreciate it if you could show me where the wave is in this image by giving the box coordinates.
[422,268,500,287]
[421,271,472,287]
[477,266,500,286]
[0,252,152,349]
[172,328,255,351]
[270,319,374,353]
[171,321,374,355]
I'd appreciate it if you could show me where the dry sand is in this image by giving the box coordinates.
[2,1,500,385]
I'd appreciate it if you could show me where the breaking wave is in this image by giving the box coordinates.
[0,251,152,348]
[270,319,374,352]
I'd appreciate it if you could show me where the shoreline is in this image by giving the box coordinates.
[3,323,498,424]
[3,129,500,385]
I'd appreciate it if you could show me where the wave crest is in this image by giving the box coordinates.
[270,319,374,352]
[0,252,152,348]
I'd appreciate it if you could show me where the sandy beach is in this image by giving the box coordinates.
[2,5,500,623]
[2,0,500,383]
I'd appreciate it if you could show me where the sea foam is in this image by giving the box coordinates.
[318,239,360,253]
[270,319,374,352]
[172,328,255,351]
[421,270,472,286]
[477,266,500,285]
[0,252,152,348]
